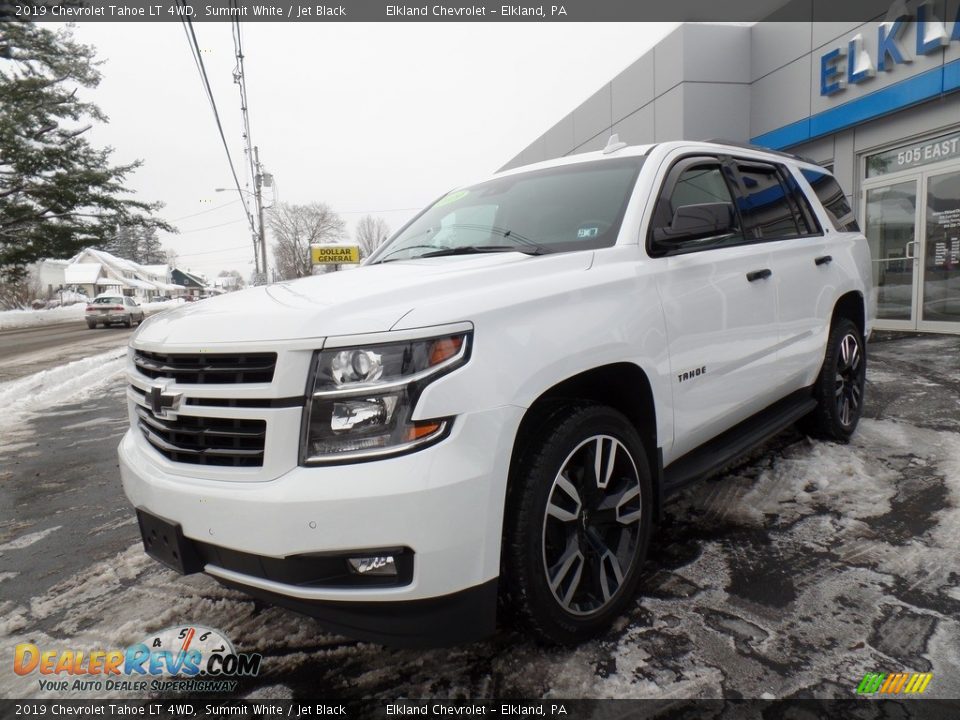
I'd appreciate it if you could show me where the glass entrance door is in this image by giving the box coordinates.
[920,168,960,330]
[865,178,920,327]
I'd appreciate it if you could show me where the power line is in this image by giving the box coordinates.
[335,206,423,215]
[176,243,252,258]
[178,218,247,234]
[170,199,241,222]
[178,2,257,241]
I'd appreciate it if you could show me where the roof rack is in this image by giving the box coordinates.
[704,138,819,165]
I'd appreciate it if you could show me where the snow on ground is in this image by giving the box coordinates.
[0,333,957,701]
[0,298,183,331]
[0,348,127,435]
[0,526,61,552]
[0,302,86,330]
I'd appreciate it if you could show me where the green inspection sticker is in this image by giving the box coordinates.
[435,190,469,207]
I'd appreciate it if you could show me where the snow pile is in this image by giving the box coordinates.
[0,347,127,433]
[0,298,183,330]
[0,302,86,330]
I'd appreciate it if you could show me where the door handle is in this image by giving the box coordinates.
[904,240,917,260]
[746,269,772,282]
[815,255,833,266]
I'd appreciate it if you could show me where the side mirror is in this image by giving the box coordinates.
[653,202,736,244]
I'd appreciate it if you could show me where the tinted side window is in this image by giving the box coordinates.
[800,168,860,232]
[649,161,742,254]
[780,169,821,235]
[670,166,735,209]
[652,163,740,231]
[735,163,800,240]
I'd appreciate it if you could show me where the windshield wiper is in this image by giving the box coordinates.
[420,245,541,258]
[376,244,444,263]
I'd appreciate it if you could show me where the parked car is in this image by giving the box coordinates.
[151,295,172,303]
[86,295,144,329]
[120,140,871,647]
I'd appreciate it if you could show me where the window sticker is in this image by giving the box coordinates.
[435,190,469,208]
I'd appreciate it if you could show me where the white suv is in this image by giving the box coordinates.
[119,140,871,647]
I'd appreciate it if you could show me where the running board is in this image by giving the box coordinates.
[662,389,817,494]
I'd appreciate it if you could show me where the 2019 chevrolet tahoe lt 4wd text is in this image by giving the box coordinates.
[120,140,871,647]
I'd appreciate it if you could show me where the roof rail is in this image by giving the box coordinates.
[703,138,819,165]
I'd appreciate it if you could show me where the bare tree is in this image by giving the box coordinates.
[0,271,41,310]
[268,202,345,280]
[164,247,179,268]
[355,215,391,259]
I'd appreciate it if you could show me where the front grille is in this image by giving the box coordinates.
[134,349,277,384]
[136,405,266,467]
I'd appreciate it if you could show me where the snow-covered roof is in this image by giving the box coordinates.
[64,263,102,284]
[62,248,178,293]
[174,269,208,288]
[125,278,158,291]
[140,264,170,279]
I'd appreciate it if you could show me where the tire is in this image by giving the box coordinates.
[86,320,96,330]
[123,315,132,328]
[501,403,653,645]
[803,317,866,441]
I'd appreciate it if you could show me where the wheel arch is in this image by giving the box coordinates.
[832,290,865,337]
[507,362,661,519]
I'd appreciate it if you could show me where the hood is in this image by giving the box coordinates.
[133,251,592,346]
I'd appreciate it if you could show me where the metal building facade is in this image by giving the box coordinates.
[503,18,960,333]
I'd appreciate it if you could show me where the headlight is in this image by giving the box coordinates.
[300,331,471,464]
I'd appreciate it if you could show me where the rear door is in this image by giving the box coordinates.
[731,160,836,391]
[649,154,782,462]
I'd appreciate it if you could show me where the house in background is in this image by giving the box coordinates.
[60,248,184,300]
[35,259,70,298]
[171,268,209,298]
[214,274,241,292]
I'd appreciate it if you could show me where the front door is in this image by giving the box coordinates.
[864,176,921,329]
[920,168,960,330]
[649,155,781,464]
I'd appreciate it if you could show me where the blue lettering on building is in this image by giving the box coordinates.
[877,18,909,72]
[820,10,960,96]
[821,47,846,96]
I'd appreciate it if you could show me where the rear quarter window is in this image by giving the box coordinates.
[800,168,860,232]
[735,163,800,240]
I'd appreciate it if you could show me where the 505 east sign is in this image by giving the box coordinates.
[820,3,960,96]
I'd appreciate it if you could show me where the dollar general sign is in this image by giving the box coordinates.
[311,245,361,264]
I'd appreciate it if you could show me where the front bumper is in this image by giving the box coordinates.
[119,404,522,646]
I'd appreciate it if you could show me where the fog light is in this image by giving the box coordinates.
[347,555,397,576]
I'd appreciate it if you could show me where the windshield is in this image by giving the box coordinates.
[371,157,644,263]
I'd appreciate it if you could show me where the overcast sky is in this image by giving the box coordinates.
[70,22,678,278]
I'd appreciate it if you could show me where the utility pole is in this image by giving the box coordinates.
[232,19,270,283]
[254,145,267,279]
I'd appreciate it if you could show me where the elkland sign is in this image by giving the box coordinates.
[820,4,960,96]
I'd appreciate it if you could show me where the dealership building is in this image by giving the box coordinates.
[502,18,960,333]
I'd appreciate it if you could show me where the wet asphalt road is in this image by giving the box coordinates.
[1,332,959,700]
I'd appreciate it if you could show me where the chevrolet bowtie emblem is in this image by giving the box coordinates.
[146,385,183,419]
